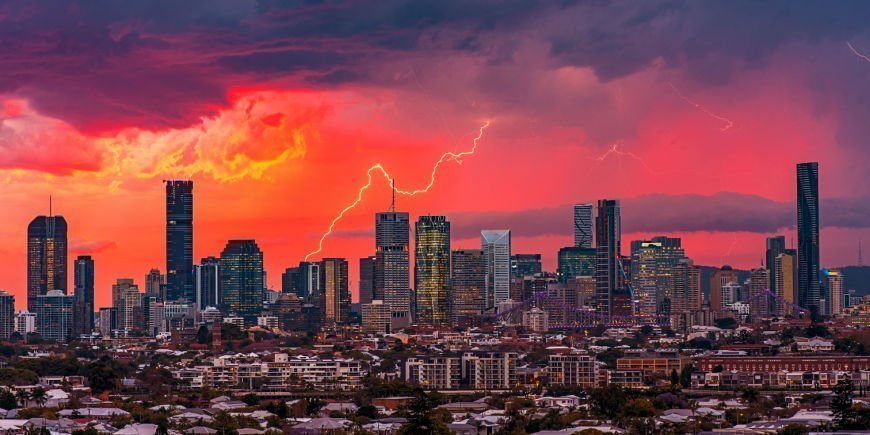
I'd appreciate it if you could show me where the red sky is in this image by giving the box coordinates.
[1,2,869,308]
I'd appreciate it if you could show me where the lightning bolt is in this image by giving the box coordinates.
[304,121,491,260]
[592,142,657,175]
[847,41,870,63]
[669,83,734,131]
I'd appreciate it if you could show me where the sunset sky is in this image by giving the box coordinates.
[2,1,870,308]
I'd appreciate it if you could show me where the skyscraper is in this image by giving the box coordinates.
[765,236,786,304]
[195,256,220,310]
[748,268,771,320]
[73,256,95,337]
[375,211,410,322]
[826,269,844,316]
[573,203,593,248]
[511,254,542,278]
[710,265,739,311]
[34,290,74,342]
[557,247,596,283]
[775,252,796,316]
[414,216,451,325]
[481,230,511,309]
[0,291,14,340]
[219,240,264,324]
[359,256,376,304]
[112,279,142,333]
[595,199,622,316]
[451,249,486,327]
[797,162,820,315]
[320,258,350,324]
[27,214,68,310]
[145,268,165,300]
[629,237,684,316]
[165,180,194,303]
[671,257,701,314]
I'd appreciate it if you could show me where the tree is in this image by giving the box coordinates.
[30,387,46,408]
[589,385,625,419]
[831,378,855,429]
[714,317,736,329]
[0,390,17,410]
[15,389,30,408]
[196,325,211,344]
[396,393,450,435]
[669,369,679,387]
[740,387,759,404]
[356,404,379,419]
[680,365,694,388]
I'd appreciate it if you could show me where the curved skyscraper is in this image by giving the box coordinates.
[796,162,820,315]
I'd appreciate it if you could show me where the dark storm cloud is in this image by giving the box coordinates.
[1,0,869,135]
[447,192,870,239]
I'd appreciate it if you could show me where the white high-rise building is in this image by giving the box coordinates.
[573,204,593,248]
[482,230,511,310]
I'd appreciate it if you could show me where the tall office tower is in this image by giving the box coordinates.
[359,256,376,304]
[144,268,165,299]
[671,258,701,314]
[511,254,542,278]
[72,256,95,337]
[595,199,622,316]
[27,214,68,310]
[34,290,74,342]
[573,203,593,248]
[710,265,740,311]
[281,267,300,295]
[319,258,350,324]
[773,250,796,316]
[113,279,142,333]
[826,269,844,316]
[195,257,220,310]
[0,291,14,340]
[414,216,451,325]
[16,311,37,335]
[481,230,511,309]
[219,240,264,324]
[630,237,685,316]
[797,162,820,315]
[165,180,194,303]
[748,268,771,320]
[556,247,596,283]
[721,282,742,307]
[451,249,486,327]
[287,261,321,301]
[375,211,411,321]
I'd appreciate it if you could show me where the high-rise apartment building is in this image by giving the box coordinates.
[320,258,350,324]
[671,258,700,314]
[451,249,486,327]
[219,240,264,324]
[112,279,142,333]
[826,269,844,316]
[27,215,68,310]
[774,251,796,316]
[145,268,165,300]
[797,162,820,315]
[748,268,771,320]
[0,291,14,340]
[34,290,74,342]
[166,180,194,302]
[414,216,451,325]
[573,203,593,248]
[73,255,95,337]
[595,199,623,316]
[765,236,786,303]
[481,230,511,310]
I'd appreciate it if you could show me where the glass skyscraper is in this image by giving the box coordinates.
[450,249,485,327]
[358,256,376,304]
[595,199,622,316]
[557,247,596,283]
[73,255,95,337]
[573,203,593,248]
[195,256,220,310]
[27,215,68,310]
[481,230,511,309]
[165,180,194,302]
[414,215,451,325]
[796,162,820,315]
[219,240,264,324]
[511,254,542,278]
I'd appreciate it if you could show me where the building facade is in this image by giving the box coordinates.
[573,203,593,249]
[73,255,95,337]
[219,240,264,324]
[797,162,820,315]
[451,249,486,327]
[165,180,194,302]
[414,215,451,325]
[27,215,68,310]
[482,230,511,310]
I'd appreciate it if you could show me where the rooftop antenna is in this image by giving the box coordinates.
[49,195,52,217]
[390,178,396,212]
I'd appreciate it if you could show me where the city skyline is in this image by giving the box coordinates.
[1,2,870,312]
